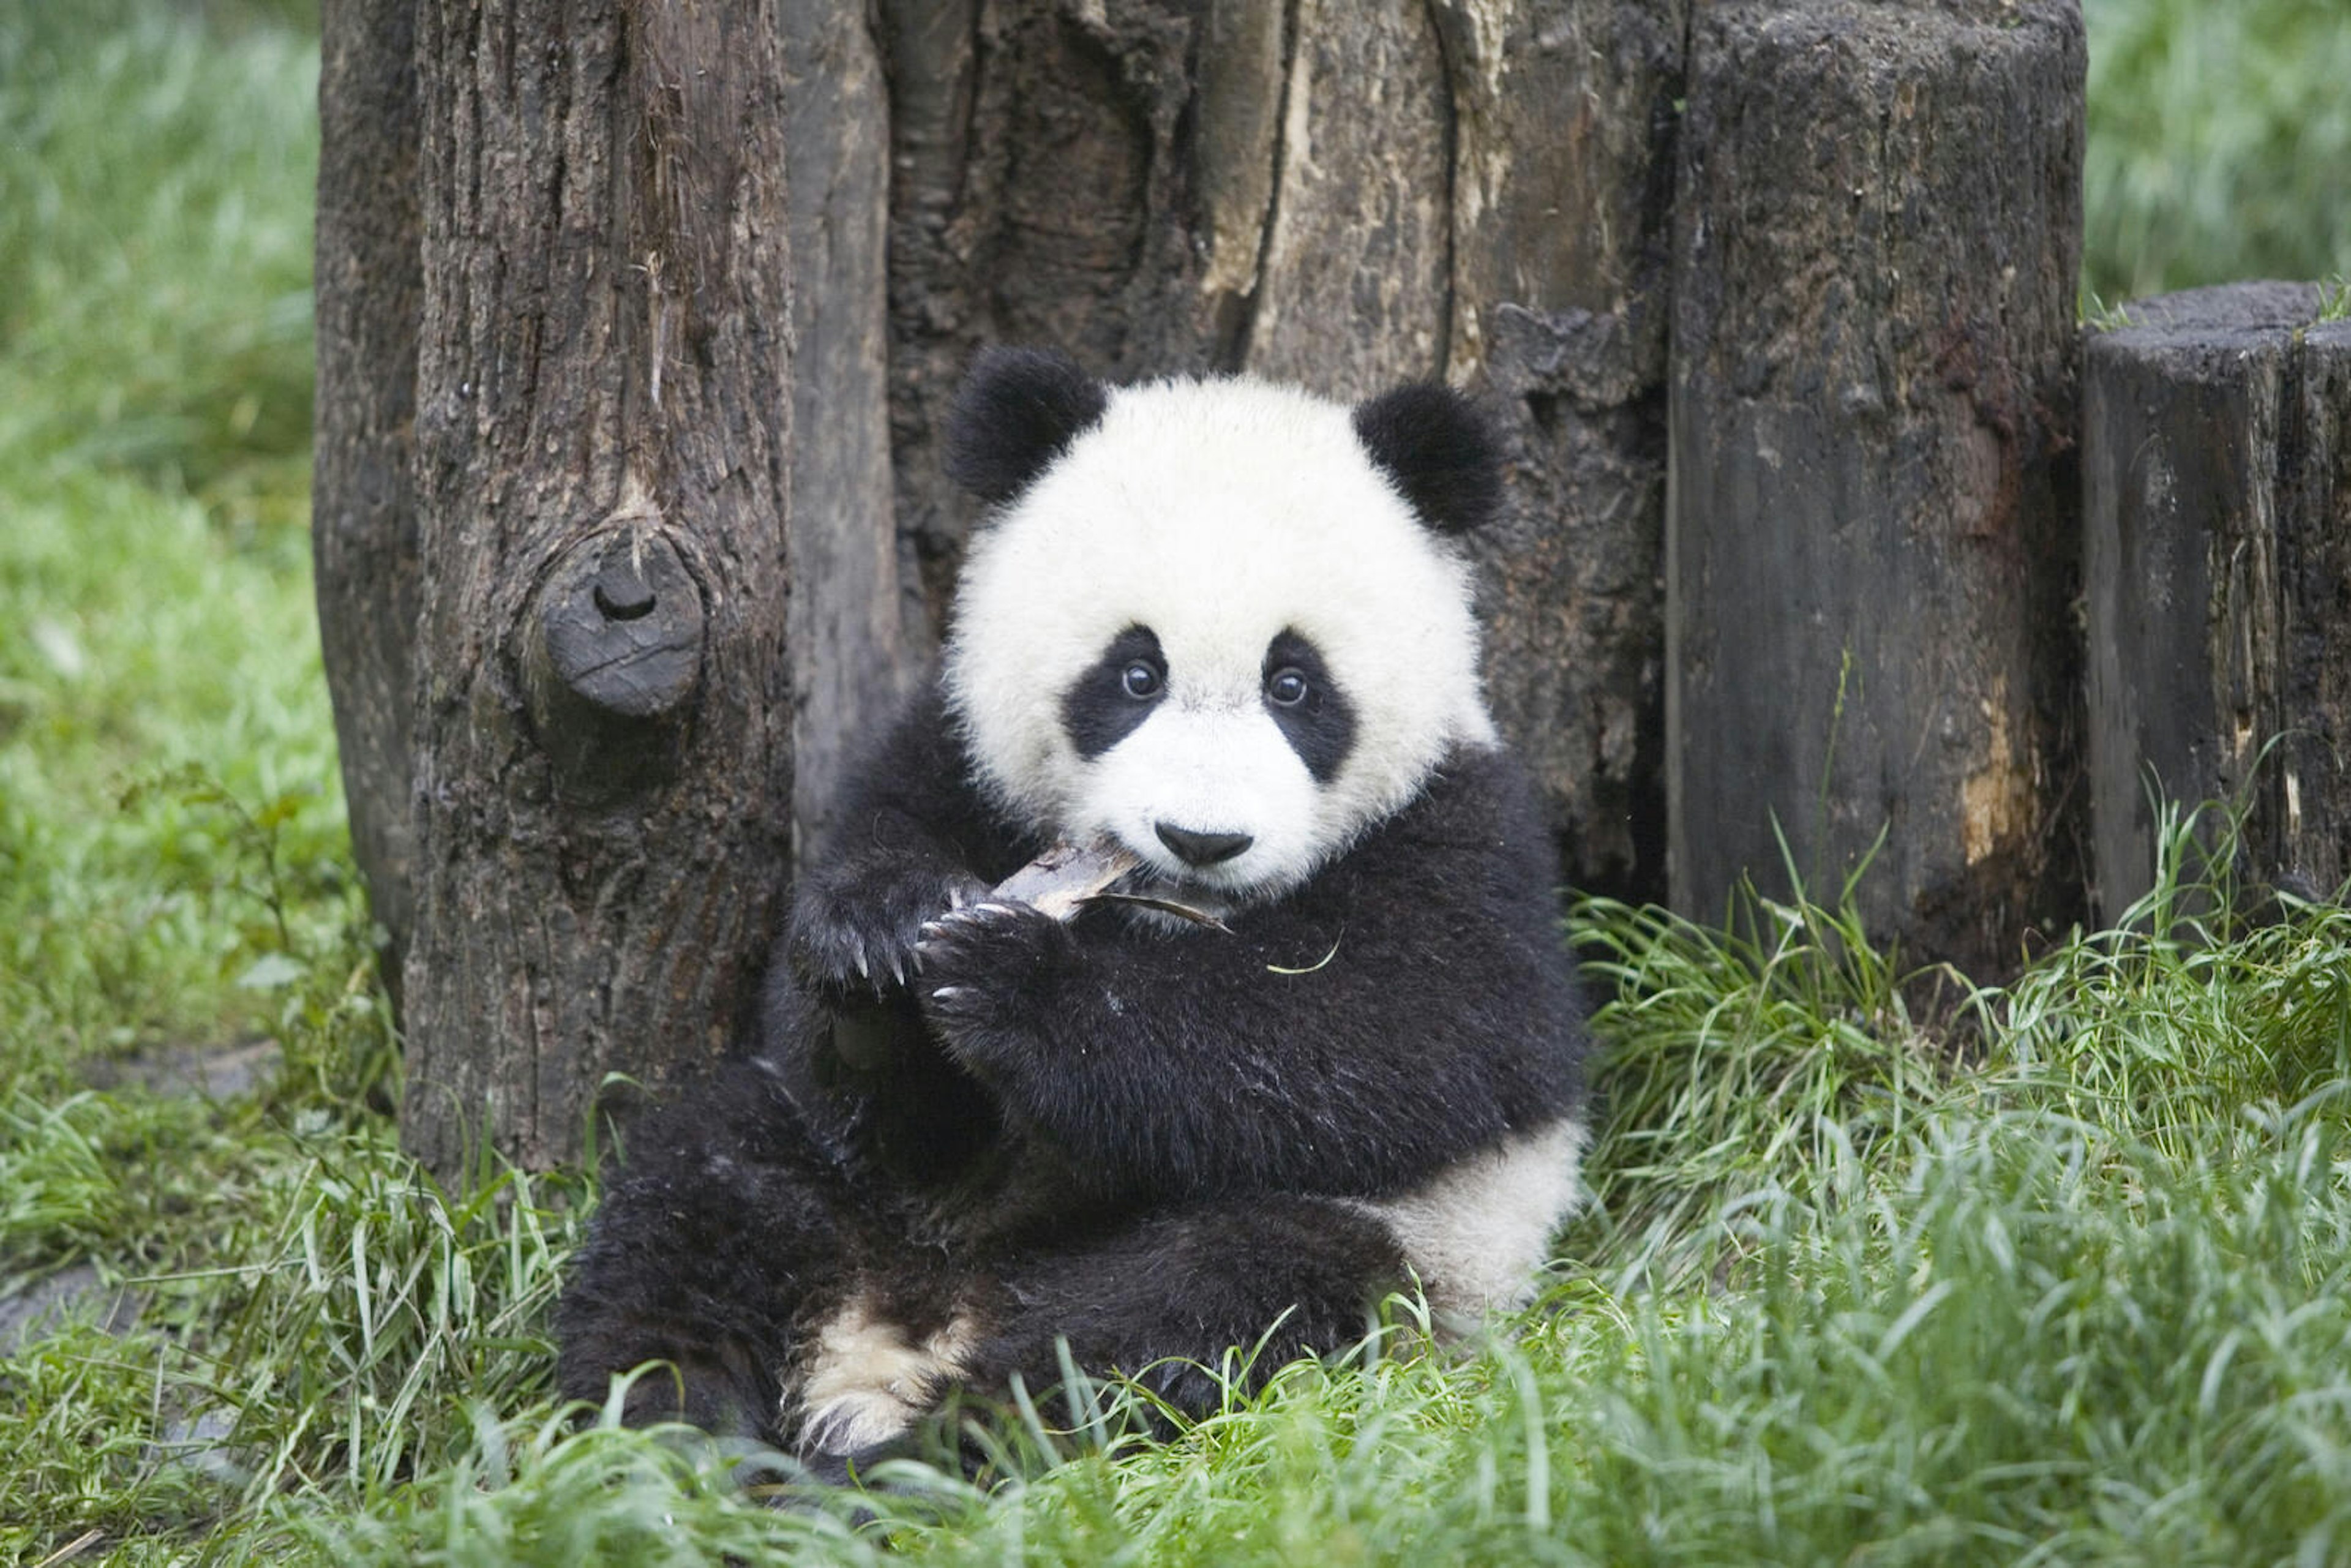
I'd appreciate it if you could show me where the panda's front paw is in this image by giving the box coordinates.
[913,901,1074,1060]
[791,865,992,999]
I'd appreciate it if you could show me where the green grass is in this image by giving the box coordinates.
[2083,0,2351,301]
[7,1,2351,1563]
[12,833,2347,1566]
[0,0,343,1082]
[0,0,319,528]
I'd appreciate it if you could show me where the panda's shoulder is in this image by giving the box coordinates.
[830,678,1029,865]
[1382,742,1547,858]
[1324,741,1558,915]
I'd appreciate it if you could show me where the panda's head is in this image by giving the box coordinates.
[941,348,1502,909]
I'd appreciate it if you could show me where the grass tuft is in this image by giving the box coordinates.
[1567,852,1951,1286]
[1986,802,2351,1159]
[2318,274,2351,324]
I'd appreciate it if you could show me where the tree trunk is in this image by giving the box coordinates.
[392,0,796,1178]
[782,1,915,857]
[1667,0,2086,977]
[871,0,1680,901]
[1439,0,1685,901]
[2084,282,2351,914]
[312,0,422,1003]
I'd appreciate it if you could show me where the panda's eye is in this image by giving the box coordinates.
[1266,668,1310,707]
[1121,662,1162,699]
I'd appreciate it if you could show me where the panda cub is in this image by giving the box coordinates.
[557,348,1590,1466]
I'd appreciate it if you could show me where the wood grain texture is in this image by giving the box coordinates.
[1245,0,1450,396]
[312,0,422,1005]
[399,0,796,1178]
[1438,0,1686,902]
[784,0,913,855]
[2085,282,2351,914]
[1667,0,2087,976]
[2284,320,2351,899]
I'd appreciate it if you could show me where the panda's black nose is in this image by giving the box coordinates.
[1155,823,1253,867]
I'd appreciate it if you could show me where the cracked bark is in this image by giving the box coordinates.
[1434,0,1686,902]
[872,0,1681,901]
[783,0,912,855]
[313,0,422,1007]
[386,0,795,1179]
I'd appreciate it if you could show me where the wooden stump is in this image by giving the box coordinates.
[1441,0,1685,902]
[1667,0,2086,977]
[2084,282,2351,915]
[2290,318,2351,898]
[782,0,915,855]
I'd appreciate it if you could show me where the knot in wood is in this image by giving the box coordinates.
[591,552,659,621]
[541,531,705,722]
[522,527,709,802]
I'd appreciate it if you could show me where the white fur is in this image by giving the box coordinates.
[944,374,1496,900]
[793,1296,977,1455]
[1083,705,1323,897]
[1341,1116,1588,1321]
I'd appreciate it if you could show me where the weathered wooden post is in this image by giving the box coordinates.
[2083,282,2351,915]
[1438,0,1686,904]
[782,1,914,855]
[1667,0,2087,976]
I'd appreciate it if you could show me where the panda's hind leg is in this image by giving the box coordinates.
[557,1061,856,1446]
[790,1283,979,1457]
[964,1195,1406,1424]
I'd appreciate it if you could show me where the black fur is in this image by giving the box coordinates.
[1260,628,1354,782]
[558,680,1587,1449]
[960,1195,1406,1417]
[1059,625,1166,760]
[944,347,1109,505]
[1351,383,1503,535]
[905,713,1579,1201]
[553,1052,848,1438]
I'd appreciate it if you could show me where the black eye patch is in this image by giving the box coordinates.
[1261,629,1354,782]
[1061,625,1166,759]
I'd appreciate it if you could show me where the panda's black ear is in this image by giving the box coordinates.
[1351,383,1504,536]
[945,347,1109,505]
